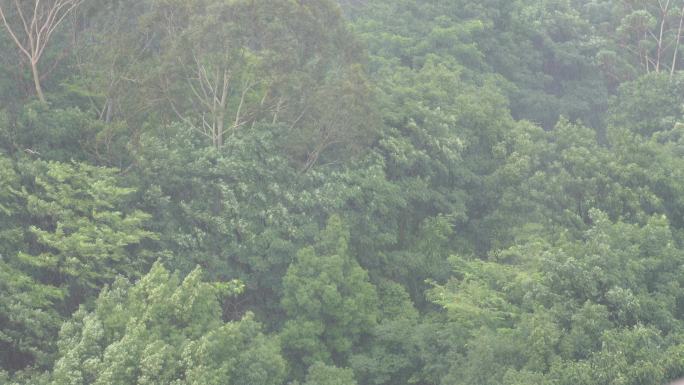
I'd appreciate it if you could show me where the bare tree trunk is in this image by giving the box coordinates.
[672,5,684,78]
[215,109,225,150]
[30,60,46,102]
[0,0,84,102]
[655,0,671,72]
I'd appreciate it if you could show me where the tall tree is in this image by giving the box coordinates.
[0,155,155,372]
[611,0,684,77]
[50,262,286,385]
[281,215,378,377]
[0,0,84,102]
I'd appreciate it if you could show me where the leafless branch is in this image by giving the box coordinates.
[0,0,84,101]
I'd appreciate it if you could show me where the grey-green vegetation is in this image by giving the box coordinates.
[1,0,684,384]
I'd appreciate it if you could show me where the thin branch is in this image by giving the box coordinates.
[0,4,31,59]
[233,81,253,129]
[13,0,32,47]
[0,0,84,101]
[672,4,684,78]
[655,0,671,71]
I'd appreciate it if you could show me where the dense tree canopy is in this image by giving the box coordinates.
[1,0,684,384]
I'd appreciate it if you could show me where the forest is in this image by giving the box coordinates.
[1,0,684,384]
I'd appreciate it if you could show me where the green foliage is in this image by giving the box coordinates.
[16,159,155,307]
[281,215,378,376]
[349,280,421,385]
[303,362,357,385]
[49,262,285,385]
[348,0,609,129]
[0,155,154,372]
[3,0,684,384]
[0,103,118,163]
[130,122,325,321]
[608,72,684,137]
[425,211,684,385]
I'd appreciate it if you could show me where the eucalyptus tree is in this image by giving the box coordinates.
[0,0,84,102]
